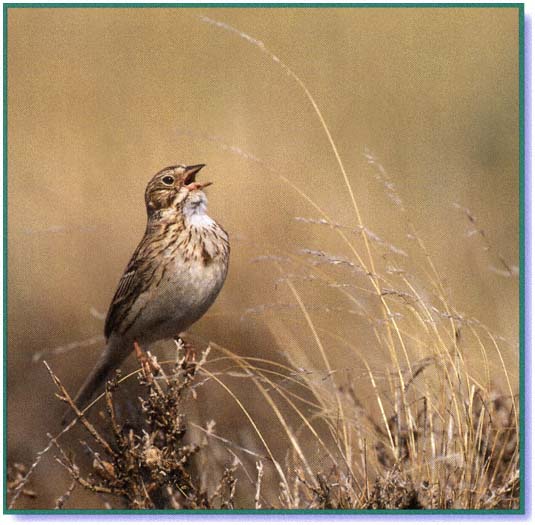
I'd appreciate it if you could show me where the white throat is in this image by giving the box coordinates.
[183,192,214,228]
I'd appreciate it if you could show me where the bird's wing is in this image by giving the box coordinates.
[104,239,160,339]
[108,268,136,308]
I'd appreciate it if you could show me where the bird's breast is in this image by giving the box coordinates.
[133,221,229,344]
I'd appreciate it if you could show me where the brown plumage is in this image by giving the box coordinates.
[63,164,229,424]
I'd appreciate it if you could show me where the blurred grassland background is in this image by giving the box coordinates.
[7,7,519,509]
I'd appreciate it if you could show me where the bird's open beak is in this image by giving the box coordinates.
[184,164,212,190]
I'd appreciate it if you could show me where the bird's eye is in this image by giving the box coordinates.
[162,175,174,185]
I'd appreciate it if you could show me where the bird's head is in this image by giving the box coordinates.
[145,164,212,220]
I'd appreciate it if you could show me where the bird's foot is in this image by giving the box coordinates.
[173,335,197,376]
[184,341,197,363]
[173,335,197,362]
[134,340,162,383]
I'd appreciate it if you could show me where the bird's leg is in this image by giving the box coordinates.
[133,340,160,383]
[133,340,143,358]
[134,340,150,380]
[174,333,197,363]
[184,340,196,363]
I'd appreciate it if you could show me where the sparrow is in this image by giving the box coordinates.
[63,164,229,423]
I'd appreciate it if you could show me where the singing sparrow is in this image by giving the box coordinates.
[64,164,229,420]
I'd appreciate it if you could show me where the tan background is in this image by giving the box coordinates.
[7,7,519,508]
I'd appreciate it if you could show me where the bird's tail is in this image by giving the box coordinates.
[61,343,128,426]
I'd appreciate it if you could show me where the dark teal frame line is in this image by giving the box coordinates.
[2,2,526,515]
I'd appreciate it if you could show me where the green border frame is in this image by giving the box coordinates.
[2,2,525,515]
